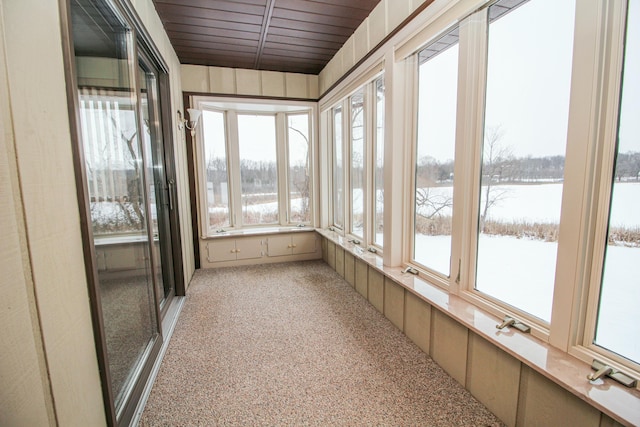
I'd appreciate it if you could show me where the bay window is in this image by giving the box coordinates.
[238,114,279,225]
[287,113,312,224]
[202,110,230,229]
[195,98,315,235]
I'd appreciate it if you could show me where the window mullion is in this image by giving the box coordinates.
[226,110,241,227]
[276,112,288,225]
[365,81,376,247]
[455,10,488,297]
[194,105,210,236]
[342,98,349,232]
[550,0,625,352]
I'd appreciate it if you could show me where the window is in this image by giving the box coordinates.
[238,114,278,225]
[593,0,640,365]
[287,113,311,223]
[473,0,575,323]
[373,77,385,247]
[333,106,344,229]
[202,110,230,229]
[79,92,142,235]
[321,0,640,382]
[350,89,365,238]
[196,99,314,234]
[413,27,459,277]
[328,74,385,246]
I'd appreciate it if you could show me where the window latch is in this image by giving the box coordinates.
[496,316,530,333]
[348,238,361,245]
[402,266,419,275]
[587,359,637,388]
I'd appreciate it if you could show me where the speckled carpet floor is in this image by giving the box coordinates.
[139,261,503,426]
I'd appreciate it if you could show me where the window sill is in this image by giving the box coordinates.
[95,234,157,246]
[201,225,314,240]
[317,228,640,427]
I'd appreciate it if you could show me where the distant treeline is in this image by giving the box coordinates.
[417,151,640,184]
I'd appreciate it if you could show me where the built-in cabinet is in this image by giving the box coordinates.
[265,234,318,257]
[206,237,264,263]
[201,231,321,268]
[96,242,144,272]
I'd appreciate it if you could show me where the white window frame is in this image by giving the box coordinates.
[330,102,346,231]
[408,25,461,288]
[349,87,367,241]
[370,75,386,251]
[393,0,640,379]
[285,112,314,225]
[326,74,386,250]
[567,0,640,377]
[192,96,316,237]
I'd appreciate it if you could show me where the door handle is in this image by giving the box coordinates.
[167,178,175,211]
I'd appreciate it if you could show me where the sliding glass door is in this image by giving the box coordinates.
[138,56,175,311]
[67,0,180,424]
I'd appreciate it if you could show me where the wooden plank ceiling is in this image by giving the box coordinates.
[152,0,381,75]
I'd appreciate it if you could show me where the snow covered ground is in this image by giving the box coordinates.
[412,182,640,363]
[412,182,640,225]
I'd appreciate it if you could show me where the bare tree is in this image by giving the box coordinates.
[415,187,453,219]
[414,155,454,225]
[479,126,513,232]
[288,125,311,222]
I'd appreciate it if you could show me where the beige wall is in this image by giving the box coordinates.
[182,64,319,100]
[1,0,106,424]
[318,0,426,94]
[322,238,626,427]
[0,6,56,425]
[0,0,191,424]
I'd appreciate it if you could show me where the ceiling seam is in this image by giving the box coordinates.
[254,0,276,69]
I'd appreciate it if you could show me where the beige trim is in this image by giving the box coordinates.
[394,0,483,61]
[319,61,384,113]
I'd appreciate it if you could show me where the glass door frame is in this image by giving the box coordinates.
[58,0,184,425]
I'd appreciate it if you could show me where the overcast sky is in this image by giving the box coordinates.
[201,0,639,165]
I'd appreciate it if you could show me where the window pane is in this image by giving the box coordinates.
[333,107,344,229]
[238,114,278,225]
[475,0,575,322]
[351,90,365,238]
[288,113,311,223]
[374,77,385,246]
[595,0,640,364]
[203,110,230,229]
[414,29,459,276]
